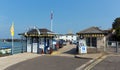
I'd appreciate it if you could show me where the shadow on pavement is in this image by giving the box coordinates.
[63,48,78,55]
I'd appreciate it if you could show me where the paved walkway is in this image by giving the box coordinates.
[88,54,120,70]
[0,53,41,70]
[75,53,103,59]
[5,56,91,70]
[51,43,103,59]
[51,43,77,57]
[0,44,104,70]
[75,53,104,70]
[51,43,104,70]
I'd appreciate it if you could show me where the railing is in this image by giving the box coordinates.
[107,41,120,53]
[0,41,27,55]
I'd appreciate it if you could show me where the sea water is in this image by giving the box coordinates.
[0,41,26,54]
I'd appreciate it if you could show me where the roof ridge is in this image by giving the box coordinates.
[77,26,104,34]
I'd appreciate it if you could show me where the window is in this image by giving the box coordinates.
[86,37,97,47]
[72,35,73,37]
[27,37,32,44]
[92,37,97,47]
[86,37,90,46]
[33,37,38,43]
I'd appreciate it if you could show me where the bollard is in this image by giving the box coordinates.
[116,42,119,53]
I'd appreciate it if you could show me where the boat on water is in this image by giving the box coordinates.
[0,46,11,54]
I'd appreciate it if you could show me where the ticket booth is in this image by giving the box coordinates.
[19,27,55,54]
[76,27,108,53]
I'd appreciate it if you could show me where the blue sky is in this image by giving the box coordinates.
[0,0,120,38]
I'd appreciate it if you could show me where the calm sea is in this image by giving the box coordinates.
[0,41,26,54]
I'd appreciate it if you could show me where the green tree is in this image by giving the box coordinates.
[112,17,120,41]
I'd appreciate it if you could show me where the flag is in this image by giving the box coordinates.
[51,11,53,20]
[10,22,14,37]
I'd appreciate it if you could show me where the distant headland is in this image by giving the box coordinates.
[0,39,21,42]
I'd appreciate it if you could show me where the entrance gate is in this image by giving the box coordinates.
[106,41,120,53]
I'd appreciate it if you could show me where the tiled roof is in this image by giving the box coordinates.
[77,27,105,34]
[19,28,55,36]
[65,33,75,35]
[27,28,52,34]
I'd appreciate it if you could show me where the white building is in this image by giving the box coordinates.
[57,33,77,41]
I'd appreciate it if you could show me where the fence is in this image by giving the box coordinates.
[0,41,27,55]
[106,41,120,53]
[13,41,27,54]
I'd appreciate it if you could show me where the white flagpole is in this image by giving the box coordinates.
[11,36,14,55]
[51,18,53,31]
[10,22,14,55]
[50,11,53,31]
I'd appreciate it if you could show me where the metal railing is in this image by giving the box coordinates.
[107,41,120,53]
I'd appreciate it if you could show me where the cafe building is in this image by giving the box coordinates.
[19,27,55,54]
[76,26,108,53]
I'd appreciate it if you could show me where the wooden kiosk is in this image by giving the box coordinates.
[19,27,55,54]
[76,27,108,53]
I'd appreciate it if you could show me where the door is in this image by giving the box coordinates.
[27,37,32,52]
[32,37,38,53]
[39,38,44,53]
[32,43,38,53]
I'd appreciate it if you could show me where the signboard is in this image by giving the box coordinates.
[79,39,87,54]
[81,46,87,53]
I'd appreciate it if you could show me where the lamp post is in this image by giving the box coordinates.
[112,29,118,53]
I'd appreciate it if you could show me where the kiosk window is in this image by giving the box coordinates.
[86,37,97,47]
[33,38,38,43]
